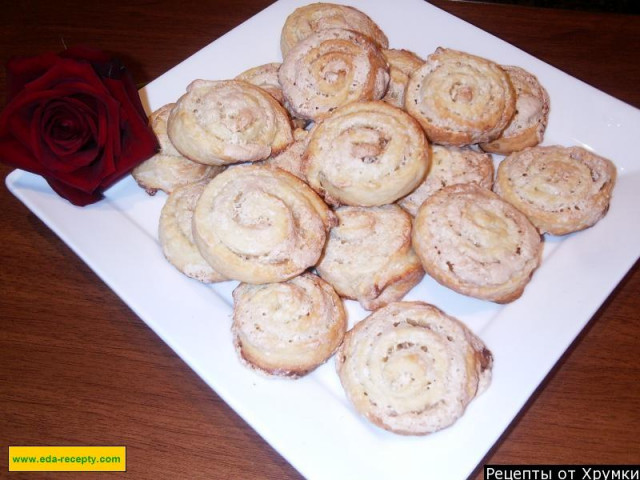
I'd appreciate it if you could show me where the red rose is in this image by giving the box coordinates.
[0,46,158,206]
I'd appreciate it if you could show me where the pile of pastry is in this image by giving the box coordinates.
[132,2,616,436]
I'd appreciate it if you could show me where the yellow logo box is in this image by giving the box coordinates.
[9,446,126,472]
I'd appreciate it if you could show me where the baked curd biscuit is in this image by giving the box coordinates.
[399,145,494,216]
[412,183,542,303]
[304,100,429,206]
[381,48,424,109]
[316,205,424,311]
[336,301,493,435]
[279,28,389,122]
[480,65,550,154]
[232,273,347,378]
[192,165,335,284]
[158,181,227,283]
[167,79,293,166]
[280,2,389,57]
[405,48,516,146]
[494,145,617,235]
[132,104,223,195]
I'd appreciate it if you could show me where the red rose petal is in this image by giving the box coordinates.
[98,78,158,188]
[0,134,49,176]
[46,176,103,206]
[38,98,98,167]
[6,52,59,101]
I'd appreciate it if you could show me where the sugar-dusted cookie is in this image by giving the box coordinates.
[405,48,516,146]
[494,145,616,235]
[167,79,293,165]
[132,104,223,195]
[412,183,542,303]
[280,2,388,57]
[304,100,429,206]
[381,48,424,109]
[480,65,550,154]
[232,273,347,378]
[158,181,226,283]
[336,301,493,435]
[192,164,335,284]
[398,144,494,216]
[279,29,389,122]
[316,205,424,311]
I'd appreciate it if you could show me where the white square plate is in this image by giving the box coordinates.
[7,1,640,478]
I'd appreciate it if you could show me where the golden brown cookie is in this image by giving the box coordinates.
[316,205,424,311]
[405,48,516,146]
[279,28,389,122]
[167,79,293,165]
[494,145,617,235]
[412,183,542,303]
[336,301,493,435]
[232,273,347,378]
[192,164,335,284]
[304,100,429,206]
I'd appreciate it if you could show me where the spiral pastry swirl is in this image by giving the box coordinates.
[158,181,226,283]
[316,205,424,311]
[336,301,493,435]
[279,28,390,122]
[193,165,336,284]
[167,79,293,166]
[412,183,542,303]
[232,273,347,378]
[280,2,389,57]
[398,144,494,216]
[480,65,550,154]
[494,146,617,235]
[304,100,429,206]
[132,104,223,195]
[405,48,516,146]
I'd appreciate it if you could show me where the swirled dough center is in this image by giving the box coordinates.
[438,200,525,286]
[214,185,294,259]
[426,66,498,124]
[517,158,591,210]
